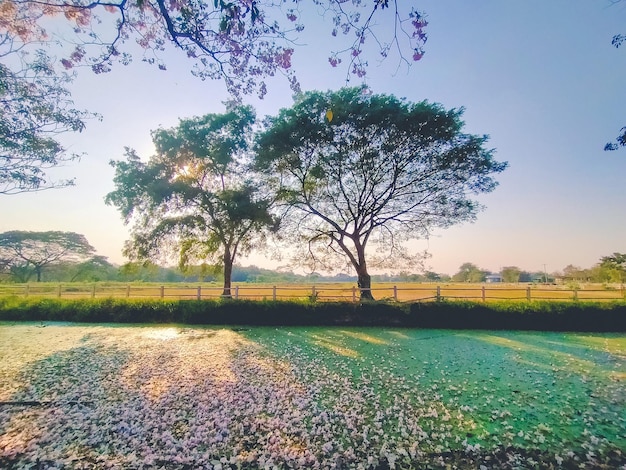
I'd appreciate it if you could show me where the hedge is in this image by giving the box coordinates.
[0,297,625,331]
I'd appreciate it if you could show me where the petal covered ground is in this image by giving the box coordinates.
[0,324,625,469]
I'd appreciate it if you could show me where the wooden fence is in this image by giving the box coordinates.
[0,283,624,303]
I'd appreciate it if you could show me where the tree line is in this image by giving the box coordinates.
[450,256,626,285]
[2,229,624,288]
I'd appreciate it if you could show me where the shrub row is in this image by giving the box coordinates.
[0,297,625,331]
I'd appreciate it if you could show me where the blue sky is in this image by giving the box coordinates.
[1,0,625,276]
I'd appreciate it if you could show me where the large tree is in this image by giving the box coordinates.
[255,87,507,300]
[106,106,274,297]
[0,230,96,282]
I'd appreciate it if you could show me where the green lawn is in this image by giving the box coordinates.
[1,324,624,468]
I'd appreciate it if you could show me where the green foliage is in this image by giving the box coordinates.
[500,266,521,283]
[410,300,626,332]
[1,297,624,332]
[600,252,626,283]
[452,262,488,283]
[42,255,118,282]
[255,87,507,298]
[0,51,93,194]
[106,107,275,295]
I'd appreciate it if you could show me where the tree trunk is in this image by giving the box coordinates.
[357,269,374,301]
[222,250,233,298]
[35,267,42,282]
[351,241,374,301]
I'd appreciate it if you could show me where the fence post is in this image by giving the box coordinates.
[482,286,486,302]
[235,285,239,300]
[526,286,531,301]
[126,285,130,298]
[436,286,441,302]
[25,284,29,298]
[352,286,357,302]
[57,284,62,298]
[573,289,578,301]
[197,285,201,300]
[393,285,398,301]
[272,286,277,301]
[312,285,316,300]
[160,286,164,299]
[92,284,96,299]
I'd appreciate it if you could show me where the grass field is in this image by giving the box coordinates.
[0,282,624,302]
[0,323,624,468]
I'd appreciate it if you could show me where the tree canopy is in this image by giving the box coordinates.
[0,51,93,194]
[4,0,428,99]
[0,230,96,281]
[105,106,275,296]
[500,266,521,283]
[599,252,626,284]
[255,87,507,299]
[451,262,487,283]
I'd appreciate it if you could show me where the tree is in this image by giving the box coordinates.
[0,231,96,282]
[424,271,442,282]
[599,252,626,284]
[105,106,275,297]
[255,87,507,300]
[4,0,428,99]
[0,50,93,194]
[452,263,487,283]
[500,266,521,283]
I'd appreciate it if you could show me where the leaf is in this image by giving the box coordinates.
[325,109,333,122]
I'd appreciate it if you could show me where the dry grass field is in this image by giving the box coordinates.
[0,282,623,302]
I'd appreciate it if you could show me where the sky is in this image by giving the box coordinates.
[1,0,625,276]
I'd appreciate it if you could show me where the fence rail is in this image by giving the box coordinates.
[0,283,624,303]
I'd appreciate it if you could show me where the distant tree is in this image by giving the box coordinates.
[69,255,116,281]
[106,106,275,297]
[44,255,117,281]
[256,88,506,299]
[0,51,93,194]
[452,262,487,283]
[599,252,626,284]
[424,271,441,282]
[561,264,589,281]
[117,261,160,282]
[500,266,521,283]
[0,231,96,282]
